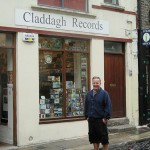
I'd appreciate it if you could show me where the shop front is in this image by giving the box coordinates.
[0,0,138,147]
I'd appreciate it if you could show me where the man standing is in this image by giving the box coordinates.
[84,76,112,150]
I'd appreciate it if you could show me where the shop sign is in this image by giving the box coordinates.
[142,29,150,46]
[15,9,109,35]
[22,33,35,42]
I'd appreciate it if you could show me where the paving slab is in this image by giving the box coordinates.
[4,126,150,150]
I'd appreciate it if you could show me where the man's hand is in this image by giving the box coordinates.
[102,118,108,125]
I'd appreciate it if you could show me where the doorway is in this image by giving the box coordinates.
[0,32,16,146]
[104,41,125,118]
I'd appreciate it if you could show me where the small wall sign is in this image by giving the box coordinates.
[142,29,150,46]
[23,33,35,42]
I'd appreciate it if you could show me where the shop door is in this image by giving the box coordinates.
[104,53,125,118]
[0,33,15,145]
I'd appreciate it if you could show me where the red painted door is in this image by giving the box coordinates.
[104,53,125,118]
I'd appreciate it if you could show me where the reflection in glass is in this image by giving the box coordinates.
[66,52,88,116]
[0,33,13,47]
[39,51,63,118]
[39,37,62,50]
[104,41,123,53]
[64,39,88,51]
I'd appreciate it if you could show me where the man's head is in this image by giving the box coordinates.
[92,76,101,91]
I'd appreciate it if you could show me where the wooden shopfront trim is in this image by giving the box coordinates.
[0,26,132,43]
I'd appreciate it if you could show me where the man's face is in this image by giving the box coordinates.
[92,78,101,91]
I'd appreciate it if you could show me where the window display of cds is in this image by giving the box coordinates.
[39,82,63,118]
[39,36,89,120]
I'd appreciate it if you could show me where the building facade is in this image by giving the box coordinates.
[0,0,138,146]
[138,0,150,125]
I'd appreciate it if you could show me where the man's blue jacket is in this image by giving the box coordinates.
[84,88,112,119]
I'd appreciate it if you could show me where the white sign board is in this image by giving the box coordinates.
[15,9,109,35]
[23,33,35,42]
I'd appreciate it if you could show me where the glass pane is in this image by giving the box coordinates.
[0,48,13,125]
[0,48,7,124]
[38,0,62,7]
[104,41,123,53]
[66,52,88,117]
[0,33,13,47]
[39,36,63,50]
[64,0,86,12]
[0,33,6,47]
[64,39,88,51]
[104,0,119,5]
[6,34,13,46]
[39,51,63,118]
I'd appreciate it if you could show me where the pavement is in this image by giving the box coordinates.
[1,126,150,150]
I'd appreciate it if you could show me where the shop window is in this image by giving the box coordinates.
[38,0,88,12]
[0,33,14,125]
[39,36,89,121]
[104,41,123,53]
[104,0,119,5]
[0,33,13,47]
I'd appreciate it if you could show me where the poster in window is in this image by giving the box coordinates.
[40,104,46,109]
[40,109,45,114]
[81,57,86,63]
[46,104,50,109]
[41,95,46,100]
[54,98,59,104]
[45,109,50,114]
[40,114,46,118]
[40,99,45,104]
[66,81,73,89]
[53,82,60,88]
[81,63,87,69]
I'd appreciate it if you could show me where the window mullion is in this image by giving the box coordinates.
[86,0,89,13]
[63,51,67,117]
[62,0,64,8]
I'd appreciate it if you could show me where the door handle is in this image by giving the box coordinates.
[110,83,116,87]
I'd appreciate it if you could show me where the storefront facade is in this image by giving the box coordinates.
[0,0,138,146]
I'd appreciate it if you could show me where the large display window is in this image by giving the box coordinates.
[39,36,89,122]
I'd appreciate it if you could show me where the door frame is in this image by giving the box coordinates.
[104,42,126,118]
[13,33,17,145]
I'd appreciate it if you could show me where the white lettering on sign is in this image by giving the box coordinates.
[15,9,109,35]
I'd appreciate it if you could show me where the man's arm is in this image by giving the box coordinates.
[84,94,88,119]
[103,92,112,119]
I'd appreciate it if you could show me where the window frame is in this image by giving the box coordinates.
[38,0,89,13]
[39,35,90,124]
[104,0,119,5]
[104,41,125,54]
